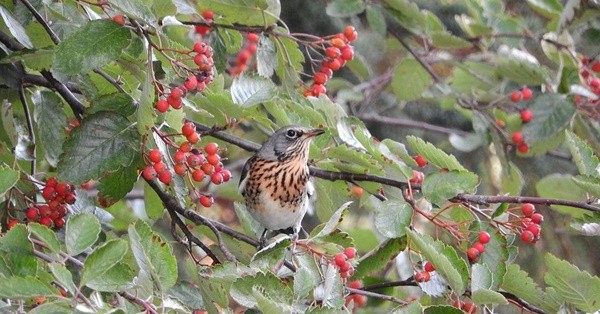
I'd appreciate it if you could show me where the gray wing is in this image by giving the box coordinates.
[238,155,256,195]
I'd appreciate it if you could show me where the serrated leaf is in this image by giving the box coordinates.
[501,264,546,310]
[326,0,366,17]
[0,165,18,198]
[392,58,433,101]
[274,32,304,95]
[167,282,205,310]
[112,0,155,22]
[565,131,600,177]
[0,5,33,48]
[257,35,277,77]
[230,271,292,309]
[544,253,600,312]
[129,220,178,291]
[523,94,576,143]
[431,31,473,49]
[496,57,549,85]
[81,239,128,287]
[536,174,590,218]
[293,253,321,298]
[97,166,138,200]
[48,262,76,295]
[254,286,292,313]
[573,175,600,198]
[406,229,469,294]
[0,224,37,277]
[353,237,407,280]
[372,198,412,238]
[0,276,57,298]
[200,0,280,26]
[477,231,508,290]
[406,136,467,171]
[250,237,291,270]
[313,201,352,238]
[88,93,136,116]
[28,223,61,254]
[471,289,508,304]
[231,75,277,106]
[422,171,479,206]
[65,213,101,256]
[57,111,139,184]
[52,19,132,75]
[86,262,135,292]
[32,91,67,167]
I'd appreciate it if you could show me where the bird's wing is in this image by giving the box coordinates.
[238,155,256,195]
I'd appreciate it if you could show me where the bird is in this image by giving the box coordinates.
[238,125,324,245]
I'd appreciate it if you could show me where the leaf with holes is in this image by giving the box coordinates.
[57,111,139,184]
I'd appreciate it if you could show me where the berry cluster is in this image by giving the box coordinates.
[306,26,357,97]
[194,10,214,35]
[230,33,259,75]
[518,203,543,244]
[466,231,491,263]
[25,177,75,229]
[344,280,367,309]
[333,247,357,280]
[142,149,173,185]
[414,261,435,283]
[453,299,477,313]
[575,56,600,119]
[509,86,533,103]
[413,155,427,168]
[155,41,215,113]
[511,130,528,154]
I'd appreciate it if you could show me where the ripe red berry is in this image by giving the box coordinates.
[206,154,221,166]
[348,280,361,289]
[414,271,431,282]
[340,45,354,61]
[320,67,333,78]
[65,193,76,205]
[199,195,213,207]
[517,142,529,153]
[193,42,208,54]
[526,224,541,237]
[211,172,224,185]
[344,26,358,41]
[511,131,524,144]
[353,294,367,307]
[325,47,341,59]
[531,213,544,224]
[180,141,193,153]
[313,72,328,85]
[194,54,209,67]
[7,219,18,230]
[334,253,347,267]
[520,109,533,123]
[311,84,326,96]
[151,162,165,174]
[174,150,186,164]
[521,203,535,217]
[46,177,58,188]
[112,14,125,25]
[202,10,214,20]
[187,132,200,144]
[424,261,435,272]
[478,231,491,244]
[323,58,341,71]
[53,217,65,229]
[413,155,427,168]
[42,186,56,201]
[521,230,535,243]
[155,98,169,113]
[473,241,485,254]
[467,247,480,262]
[409,170,424,184]
[590,78,600,88]
[39,205,51,218]
[237,49,251,65]
[158,170,172,185]
[39,216,53,227]
[344,247,356,259]
[55,183,71,197]
[167,95,183,109]
[510,90,522,102]
[186,154,202,167]
[521,87,533,100]
[339,261,351,272]
[220,169,232,182]
[174,163,188,176]
[201,163,214,175]
[142,166,158,180]
[205,142,219,155]
[148,149,162,163]
[184,76,198,91]
[462,302,477,314]
[331,37,346,49]
[591,61,600,73]
[247,33,259,43]
[192,169,205,182]
[246,43,257,54]
[26,207,38,220]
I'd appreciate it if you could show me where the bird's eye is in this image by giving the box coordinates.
[286,129,299,139]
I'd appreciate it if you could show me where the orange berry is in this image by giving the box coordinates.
[112,15,125,25]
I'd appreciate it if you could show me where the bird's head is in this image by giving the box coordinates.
[257,125,324,161]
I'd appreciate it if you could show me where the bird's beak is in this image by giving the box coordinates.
[305,128,325,138]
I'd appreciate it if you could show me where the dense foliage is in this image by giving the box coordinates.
[1,0,600,313]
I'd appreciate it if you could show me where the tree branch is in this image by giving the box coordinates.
[360,112,473,137]
[500,291,546,314]
[346,287,408,305]
[0,30,26,50]
[40,70,86,119]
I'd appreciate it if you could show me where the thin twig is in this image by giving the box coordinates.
[387,27,441,83]
[20,0,60,45]
[0,30,26,50]
[18,87,35,176]
[361,279,417,291]
[360,112,473,137]
[346,287,408,305]
[40,70,85,119]
[500,291,546,314]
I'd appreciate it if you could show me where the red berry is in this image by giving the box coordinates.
[174,150,186,164]
[313,72,328,85]
[206,154,221,166]
[526,224,541,237]
[26,207,38,220]
[201,163,214,175]
[413,155,427,167]
[531,213,544,224]
[510,90,522,102]
[339,261,351,272]
[193,42,208,54]
[148,149,162,163]
[65,193,76,205]
[424,261,435,272]
[348,280,361,289]
[155,98,169,112]
[467,247,480,262]
[56,205,67,217]
[323,58,341,71]
[194,54,209,67]
[521,87,533,100]
[247,33,259,43]
[184,76,198,91]
[7,219,18,230]
[511,131,524,144]
[340,45,354,61]
[199,195,213,207]
[517,142,529,153]
[311,84,326,96]
[334,253,347,267]
[192,169,205,182]
[590,78,600,88]
[158,170,172,185]
[331,37,346,49]
[186,154,202,167]
[205,143,219,155]
[344,247,356,259]
[202,10,214,20]
[187,132,200,144]
[414,271,430,282]
[246,43,257,54]
[46,177,58,188]
[237,50,251,65]
[473,241,485,254]
[409,170,424,184]
[325,47,341,59]
[220,169,232,182]
[211,172,224,185]
[112,14,125,26]
[168,95,183,109]
[55,183,71,197]
[39,205,51,218]
[142,166,158,180]
[354,295,367,307]
[42,186,56,200]
[320,67,333,78]
[462,302,477,314]
[478,231,491,244]
[344,26,358,41]
[521,203,535,217]
[53,217,65,229]
[153,161,167,174]
[174,163,188,176]
[180,141,193,153]
[521,230,535,243]
[591,61,600,73]
[520,109,533,123]
[39,216,52,227]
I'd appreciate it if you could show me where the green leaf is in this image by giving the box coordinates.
[0,276,58,298]
[431,31,473,49]
[313,201,352,238]
[477,230,508,290]
[544,253,600,312]
[52,19,132,75]
[86,262,135,292]
[254,286,292,313]
[391,302,423,314]
[200,0,281,26]
[293,253,321,298]
[28,223,61,254]
[230,271,292,309]
[406,229,469,294]
[129,220,178,291]
[366,7,387,35]
[353,237,407,280]
[257,35,277,77]
[167,282,205,310]
[522,94,576,144]
[326,0,366,17]
[565,130,600,177]
[32,91,67,167]
[471,288,508,304]
[48,262,76,295]
[97,166,138,200]
[471,264,508,304]
[65,213,101,256]
[273,32,304,95]
[27,301,72,314]
[0,165,18,198]
[406,136,467,172]
[0,5,33,48]
[572,175,600,198]
[231,75,277,106]
[496,57,550,85]
[81,239,128,287]
[372,198,412,238]
[392,58,433,101]
[144,183,164,220]
[250,238,291,271]
[0,224,37,277]
[526,0,562,18]
[57,111,140,184]
[137,57,155,134]
[536,174,590,218]
[422,171,479,206]
[89,93,136,116]
[501,264,546,310]
[501,162,524,195]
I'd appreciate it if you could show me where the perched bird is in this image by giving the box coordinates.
[239,125,324,243]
